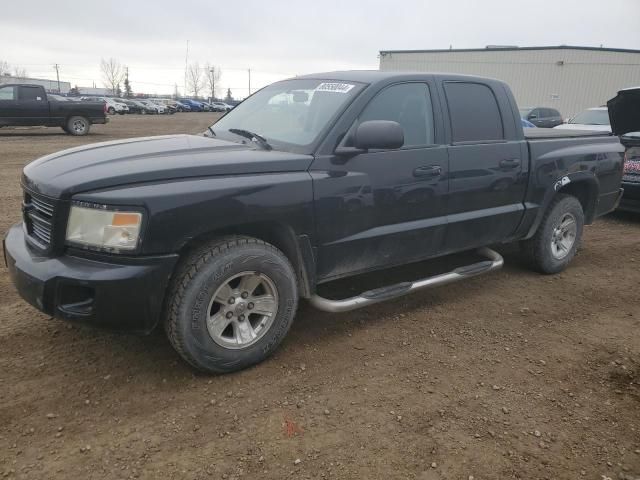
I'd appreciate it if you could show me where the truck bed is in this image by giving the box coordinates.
[524,128,612,139]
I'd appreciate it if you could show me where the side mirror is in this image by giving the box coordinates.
[335,120,404,157]
[355,120,404,150]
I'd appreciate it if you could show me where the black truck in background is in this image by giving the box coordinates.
[0,84,108,135]
[3,72,633,374]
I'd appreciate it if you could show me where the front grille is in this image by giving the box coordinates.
[23,191,57,248]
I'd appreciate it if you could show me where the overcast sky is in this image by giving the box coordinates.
[1,0,639,98]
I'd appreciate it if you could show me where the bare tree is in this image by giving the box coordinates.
[0,60,10,76]
[100,58,125,95]
[187,62,203,98]
[204,63,222,101]
[13,68,27,79]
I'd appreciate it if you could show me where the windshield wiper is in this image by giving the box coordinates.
[228,128,272,150]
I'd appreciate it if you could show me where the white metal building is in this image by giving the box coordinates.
[379,46,640,118]
[0,74,71,93]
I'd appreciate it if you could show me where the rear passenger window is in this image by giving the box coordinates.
[18,87,44,101]
[444,82,504,143]
[358,83,435,147]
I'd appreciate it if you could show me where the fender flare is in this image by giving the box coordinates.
[524,171,599,239]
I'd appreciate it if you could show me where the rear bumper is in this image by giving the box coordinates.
[619,180,640,213]
[3,223,178,333]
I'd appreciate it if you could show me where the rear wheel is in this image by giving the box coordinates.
[66,116,90,136]
[521,194,584,274]
[164,236,298,373]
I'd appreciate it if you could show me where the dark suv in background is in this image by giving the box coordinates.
[519,107,563,128]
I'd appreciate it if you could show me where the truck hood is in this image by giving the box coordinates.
[22,134,314,198]
[607,87,640,136]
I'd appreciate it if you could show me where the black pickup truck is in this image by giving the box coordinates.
[3,72,631,373]
[0,84,108,135]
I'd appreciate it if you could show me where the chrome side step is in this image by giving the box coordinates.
[308,247,504,313]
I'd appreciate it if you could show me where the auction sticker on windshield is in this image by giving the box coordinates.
[316,83,355,94]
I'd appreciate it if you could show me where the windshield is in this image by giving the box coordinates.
[570,109,610,125]
[210,78,364,153]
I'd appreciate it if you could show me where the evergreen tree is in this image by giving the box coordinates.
[225,88,233,103]
[124,77,132,98]
[116,83,122,96]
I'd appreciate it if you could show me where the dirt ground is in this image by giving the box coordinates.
[0,114,639,480]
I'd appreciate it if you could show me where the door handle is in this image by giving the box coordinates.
[413,165,442,178]
[499,159,521,169]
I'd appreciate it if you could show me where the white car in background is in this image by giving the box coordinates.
[554,107,611,132]
[211,101,234,112]
[141,100,165,114]
[81,97,129,115]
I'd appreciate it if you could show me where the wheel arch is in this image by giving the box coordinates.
[523,173,599,240]
[176,222,316,298]
[556,177,598,224]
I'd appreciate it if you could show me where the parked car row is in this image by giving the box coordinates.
[520,105,614,133]
[61,96,235,115]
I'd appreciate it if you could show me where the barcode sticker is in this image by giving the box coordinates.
[316,82,355,94]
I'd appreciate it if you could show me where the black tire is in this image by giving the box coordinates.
[61,126,69,134]
[164,236,298,373]
[66,116,90,136]
[521,194,584,274]
[141,109,146,115]
[108,106,115,114]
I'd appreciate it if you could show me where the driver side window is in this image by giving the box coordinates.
[357,83,434,147]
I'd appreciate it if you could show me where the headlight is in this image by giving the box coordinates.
[66,204,143,252]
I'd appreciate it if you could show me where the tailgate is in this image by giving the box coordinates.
[607,87,640,136]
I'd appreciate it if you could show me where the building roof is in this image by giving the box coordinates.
[380,45,640,55]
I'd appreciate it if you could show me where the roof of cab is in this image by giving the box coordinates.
[293,70,500,85]
[0,83,45,88]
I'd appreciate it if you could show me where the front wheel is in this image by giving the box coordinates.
[107,106,115,114]
[164,236,298,373]
[521,194,584,274]
[66,116,90,136]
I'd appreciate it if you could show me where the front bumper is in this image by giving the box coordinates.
[3,223,179,333]
[619,180,640,213]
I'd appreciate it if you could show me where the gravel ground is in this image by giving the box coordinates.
[0,114,639,480]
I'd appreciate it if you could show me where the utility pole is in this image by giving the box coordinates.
[54,64,60,93]
[209,67,214,101]
[124,66,129,97]
[248,68,251,96]
[183,40,189,98]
